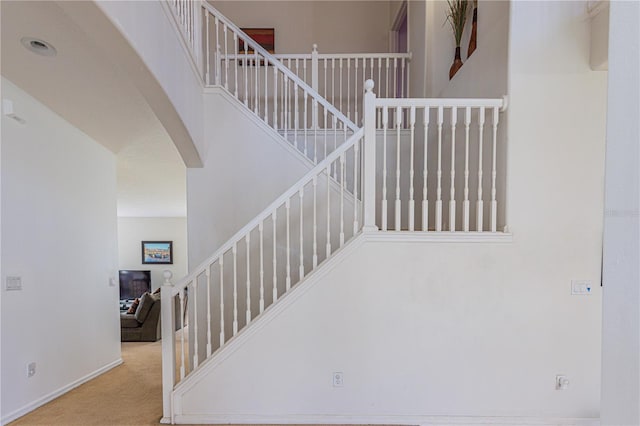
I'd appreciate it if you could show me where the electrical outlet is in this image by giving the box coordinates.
[333,372,344,387]
[571,280,592,295]
[27,362,36,378]
[556,375,569,390]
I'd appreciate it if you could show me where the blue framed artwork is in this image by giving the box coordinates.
[141,241,173,264]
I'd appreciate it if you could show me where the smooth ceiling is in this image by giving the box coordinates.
[1,0,187,217]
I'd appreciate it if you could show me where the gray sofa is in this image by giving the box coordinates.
[120,292,162,342]
[120,291,185,342]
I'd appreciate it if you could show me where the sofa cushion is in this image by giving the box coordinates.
[120,313,140,328]
[126,298,140,314]
[135,292,154,323]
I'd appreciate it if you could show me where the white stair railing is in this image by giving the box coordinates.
[275,45,412,125]
[201,3,359,165]
[362,80,507,233]
[162,128,364,420]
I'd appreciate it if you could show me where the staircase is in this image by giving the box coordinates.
[160,1,508,424]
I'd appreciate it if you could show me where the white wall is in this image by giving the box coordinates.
[1,78,121,423]
[177,235,602,421]
[212,1,392,54]
[117,217,188,291]
[188,90,314,269]
[600,1,640,424]
[176,1,607,421]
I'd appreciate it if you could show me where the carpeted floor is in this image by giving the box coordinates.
[10,341,165,426]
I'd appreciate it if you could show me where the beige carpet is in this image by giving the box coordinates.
[9,338,390,426]
[10,341,165,426]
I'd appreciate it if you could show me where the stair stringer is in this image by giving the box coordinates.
[171,231,367,418]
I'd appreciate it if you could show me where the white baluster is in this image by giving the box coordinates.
[273,66,278,129]
[285,199,291,291]
[354,58,359,125]
[395,58,400,98]
[215,18,220,86]
[192,279,199,368]
[223,24,228,89]
[254,56,258,113]
[395,106,402,230]
[313,100,318,162]
[476,107,485,232]
[385,57,389,97]
[233,33,238,98]
[340,152,345,246]
[436,106,443,231]
[339,58,343,117]
[347,60,351,121]
[243,41,248,106]
[283,75,288,140]
[259,222,264,313]
[205,267,212,357]
[299,188,305,279]
[232,243,238,336]
[264,56,268,123]
[205,15,210,86]
[312,175,318,268]
[331,58,336,112]
[304,91,308,158]
[310,46,317,95]
[272,211,278,302]
[491,107,499,232]
[449,107,457,232]
[401,58,406,97]
[382,105,389,231]
[353,140,360,234]
[323,110,328,160]
[409,106,416,231]
[294,83,299,149]
[245,234,251,325]
[333,116,338,167]
[422,107,430,231]
[179,288,186,379]
[463,107,471,232]
[219,256,225,346]
[326,164,332,257]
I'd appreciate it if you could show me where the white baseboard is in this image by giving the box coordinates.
[1,358,123,425]
[173,413,599,426]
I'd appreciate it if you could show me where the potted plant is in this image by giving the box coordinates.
[446,0,469,79]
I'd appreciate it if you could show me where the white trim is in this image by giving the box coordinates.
[374,98,505,109]
[172,413,598,426]
[171,233,367,401]
[1,358,123,425]
[364,230,513,244]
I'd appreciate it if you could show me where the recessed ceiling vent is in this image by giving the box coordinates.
[20,37,57,57]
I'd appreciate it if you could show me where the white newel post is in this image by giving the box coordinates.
[311,44,319,129]
[161,270,176,424]
[363,79,378,232]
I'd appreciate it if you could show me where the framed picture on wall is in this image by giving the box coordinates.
[141,241,173,264]
[239,28,275,54]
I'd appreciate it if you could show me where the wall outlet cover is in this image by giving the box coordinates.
[6,276,22,291]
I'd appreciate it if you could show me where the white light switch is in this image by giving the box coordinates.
[6,276,22,291]
[571,280,592,295]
